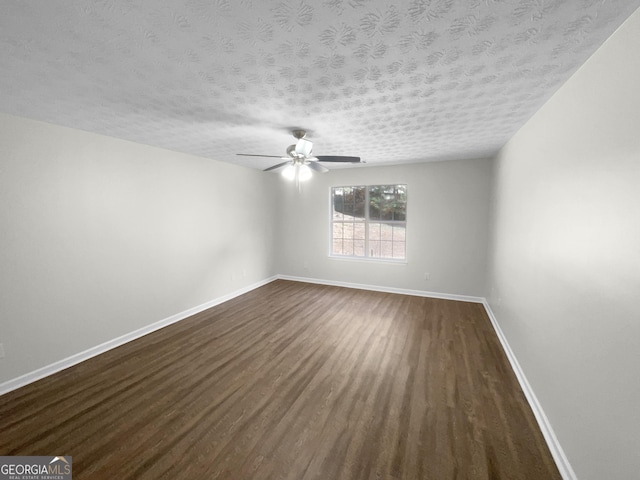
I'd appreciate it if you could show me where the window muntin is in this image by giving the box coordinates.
[331,185,407,260]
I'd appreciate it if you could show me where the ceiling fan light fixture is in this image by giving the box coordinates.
[281,164,296,181]
[298,164,312,182]
[238,129,362,180]
[281,164,312,182]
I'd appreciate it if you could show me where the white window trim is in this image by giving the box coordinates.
[327,254,408,265]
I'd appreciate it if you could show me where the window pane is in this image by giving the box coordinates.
[393,185,407,221]
[354,188,366,218]
[343,200,354,217]
[369,185,382,220]
[354,222,365,240]
[392,242,406,259]
[332,187,344,221]
[379,241,393,258]
[392,225,406,241]
[333,186,366,219]
[343,241,354,256]
[353,240,365,256]
[380,222,393,242]
[332,223,343,239]
[393,201,407,221]
[343,223,353,239]
[332,239,343,255]
[370,184,407,222]
[369,223,381,241]
[369,240,380,257]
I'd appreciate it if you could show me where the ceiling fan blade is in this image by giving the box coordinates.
[316,155,361,163]
[295,138,313,157]
[263,160,292,172]
[307,161,329,173]
[237,154,283,158]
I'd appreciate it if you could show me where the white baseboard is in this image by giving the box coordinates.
[277,274,485,304]
[482,301,577,480]
[0,276,278,396]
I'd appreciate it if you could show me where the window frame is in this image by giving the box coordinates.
[329,184,408,263]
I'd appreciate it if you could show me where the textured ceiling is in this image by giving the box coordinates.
[1,1,639,170]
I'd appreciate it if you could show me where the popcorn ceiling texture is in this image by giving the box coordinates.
[1,0,638,169]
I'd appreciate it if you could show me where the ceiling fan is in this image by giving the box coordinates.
[237,129,362,184]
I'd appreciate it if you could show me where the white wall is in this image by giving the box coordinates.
[0,113,277,384]
[486,8,640,480]
[276,159,492,297]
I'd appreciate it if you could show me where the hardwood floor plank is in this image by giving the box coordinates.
[0,280,561,479]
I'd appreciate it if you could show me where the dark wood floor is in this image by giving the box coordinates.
[0,280,560,479]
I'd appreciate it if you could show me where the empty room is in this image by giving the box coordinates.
[1,1,639,479]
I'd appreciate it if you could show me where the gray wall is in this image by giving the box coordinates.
[276,159,492,297]
[486,8,640,480]
[0,113,278,384]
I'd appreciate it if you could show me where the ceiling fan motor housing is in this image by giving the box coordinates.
[292,129,307,139]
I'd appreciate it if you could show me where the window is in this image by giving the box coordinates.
[331,184,407,260]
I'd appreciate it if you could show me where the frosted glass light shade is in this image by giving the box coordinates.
[281,164,312,182]
[281,165,296,180]
[298,164,312,181]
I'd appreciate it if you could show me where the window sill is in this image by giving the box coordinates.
[328,255,407,265]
